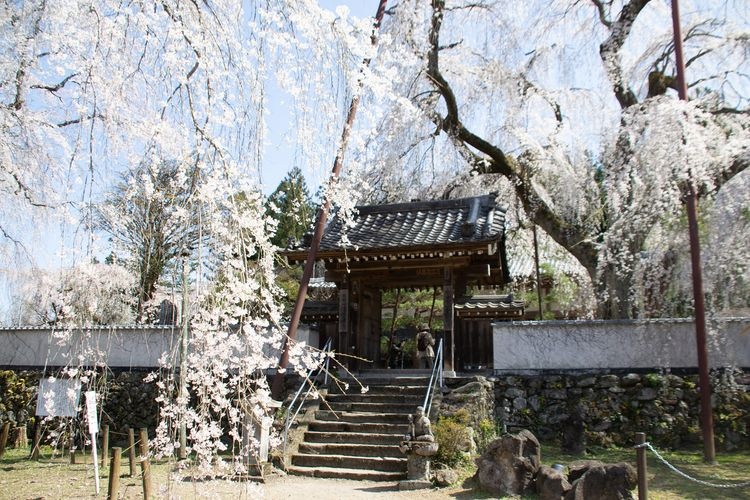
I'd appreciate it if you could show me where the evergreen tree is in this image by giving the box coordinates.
[266,167,315,249]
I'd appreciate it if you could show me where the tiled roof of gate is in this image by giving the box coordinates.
[316,193,505,253]
[454,295,525,310]
[454,294,525,318]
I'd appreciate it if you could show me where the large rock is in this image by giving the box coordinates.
[565,462,637,500]
[567,460,605,483]
[475,429,541,496]
[434,467,459,487]
[536,465,572,500]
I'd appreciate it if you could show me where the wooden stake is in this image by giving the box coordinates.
[13,425,27,449]
[107,447,121,500]
[138,428,149,457]
[140,455,152,499]
[100,424,109,467]
[0,422,9,459]
[636,432,648,500]
[69,431,76,464]
[128,428,137,477]
[30,423,42,460]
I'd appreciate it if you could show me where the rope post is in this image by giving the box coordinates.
[636,432,648,500]
[30,422,42,460]
[140,455,152,500]
[107,447,121,500]
[138,428,149,457]
[127,428,137,477]
[139,428,152,499]
[69,431,76,464]
[100,424,109,467]
[0,422,9,459]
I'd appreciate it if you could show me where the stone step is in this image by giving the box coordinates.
[291,453,406,472]
[314,410,410,424]
[326,402,417,414]
[356,370,433,379]
[325,393,424,404]
[286,465,407,481]
[329,383,428,396]
[304,431,403,445]
[308,421,409,434]
[298,442,403,458]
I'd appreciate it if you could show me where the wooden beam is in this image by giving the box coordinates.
[327,256,472,272]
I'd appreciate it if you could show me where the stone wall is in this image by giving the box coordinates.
[0,369,302,448]
[493,369,750,450]
[0,369,160,445]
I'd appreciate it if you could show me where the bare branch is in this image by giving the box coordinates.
[590,0,612,29]
[598,0,651,109]
[30,73,78,93]
[424,0,599,277]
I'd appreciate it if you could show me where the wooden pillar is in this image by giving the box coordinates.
[355,280,365,370]
[443,268,455,373]
[338,281,350,369]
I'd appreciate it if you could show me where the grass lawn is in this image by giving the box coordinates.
[543,444,750,500]
[0,444,749,499]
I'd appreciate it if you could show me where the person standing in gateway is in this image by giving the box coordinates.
[415,324,435,369]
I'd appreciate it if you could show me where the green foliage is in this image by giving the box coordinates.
[0,371,37,425]
[380,289,444,332]
[434,411,473,468]
[265,167,315,248]
[275,263,303,316]
[476,418,498,453]
[643,373,665,388]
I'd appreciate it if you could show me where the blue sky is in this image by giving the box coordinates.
[260,1,376,195]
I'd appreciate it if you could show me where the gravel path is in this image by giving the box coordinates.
[151,473,480,499]
[262,474,475,499]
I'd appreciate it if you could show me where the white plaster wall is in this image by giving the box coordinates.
[0,326,319,370]
[493,318,750,371]
[0,326,181,368]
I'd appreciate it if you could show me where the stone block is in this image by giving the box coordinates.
[536,465,572,500]
[398,480,432,491]
[475,429,541,496]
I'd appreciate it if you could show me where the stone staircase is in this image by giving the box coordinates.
[287,373,431,481]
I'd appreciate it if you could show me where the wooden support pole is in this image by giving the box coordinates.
[128,428,137,477]
[69,431,76,464]
[271,0,390,400]
[14,425,27,449]
[636,432,648,500]
[140,455,152,499]
[139,428,149,456]
[670,0,715,464]
[107,447,121,500]
[0,422,9,459]
[30,423,42,460]
[100,424,109,467]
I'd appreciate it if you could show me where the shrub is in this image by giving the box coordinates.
[434,413,472,468]
[476,418,498,453]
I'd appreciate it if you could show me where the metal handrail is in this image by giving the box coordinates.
[422,338,443,416]
[283,338,333,449]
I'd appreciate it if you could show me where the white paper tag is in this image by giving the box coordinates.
[85,391,98,435]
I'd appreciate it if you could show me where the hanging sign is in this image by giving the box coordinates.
[35,378,81,417]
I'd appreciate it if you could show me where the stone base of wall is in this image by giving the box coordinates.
[1,369,302,450]
[493,369,750,450]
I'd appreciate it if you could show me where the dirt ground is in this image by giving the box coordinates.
[0,455,483,500]
[261,473,479,500]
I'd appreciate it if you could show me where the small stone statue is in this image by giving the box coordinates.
[399,406,439,489]
[400,406,437,452]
